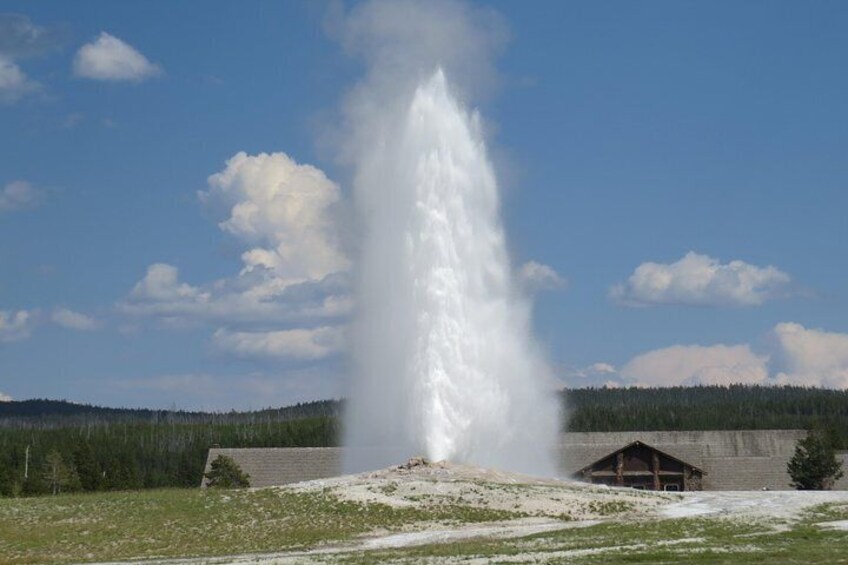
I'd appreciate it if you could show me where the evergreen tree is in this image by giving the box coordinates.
[0,462,18,497]
[204,455,250,488]
[42,450,80,495]
[787,430,845,490]
[176,451,201,487]
[73,443,102,491]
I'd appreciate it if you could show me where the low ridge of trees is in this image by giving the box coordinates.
[566,385,848,448]
[1,385,846,497]
[0,416,338,497]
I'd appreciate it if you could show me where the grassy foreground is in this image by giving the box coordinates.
[0,488,847,564]
[0,487,526,564]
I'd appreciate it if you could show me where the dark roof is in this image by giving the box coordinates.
[575,440,705,475]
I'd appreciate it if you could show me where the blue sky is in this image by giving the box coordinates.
[1,1,847,409]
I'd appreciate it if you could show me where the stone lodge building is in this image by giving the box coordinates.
[203,430,848,491]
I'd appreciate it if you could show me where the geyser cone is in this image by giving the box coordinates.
[345,69,558,476]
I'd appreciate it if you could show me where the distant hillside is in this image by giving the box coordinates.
[4,385,848,435]
[0,398,341,429]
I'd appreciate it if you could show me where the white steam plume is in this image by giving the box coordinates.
[338,0,559,476]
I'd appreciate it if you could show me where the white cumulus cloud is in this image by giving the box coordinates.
[73,32,161,82]
[769,323,848,388]
[119,152,352,362]
[0,55,38,103]
[130,263,210,304]
[611,251,791,307]
[201,151,349,283]
[213,326,345,361]
[51,307,99,331]
[609,322,848,389]
[620,344,769,387]
[119,263,350,325]
[0,310,34,342]
[0,180,43,212]
[518,261,567,292]
[0,392,11,402]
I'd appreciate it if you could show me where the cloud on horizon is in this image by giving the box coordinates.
[562,362,620,388]
[620,343,768,387]
[610,251,791,308]
[769,322,848,388]
[577,322,848,390]
[73,32,161,82]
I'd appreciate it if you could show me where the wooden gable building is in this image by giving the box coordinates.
[574,440,704,491]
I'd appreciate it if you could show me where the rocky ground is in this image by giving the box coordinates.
[286,457,673,522]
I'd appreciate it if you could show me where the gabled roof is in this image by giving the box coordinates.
[575,440,705,475]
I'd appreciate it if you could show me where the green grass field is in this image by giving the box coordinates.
[1,488,847,564]
[0,487,529,564]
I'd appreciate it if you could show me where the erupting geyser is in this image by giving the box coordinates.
[344,67,559,476]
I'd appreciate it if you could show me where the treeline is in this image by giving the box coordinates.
[566,385,848,447]
[0,417,339,497]
[2,385,847,497]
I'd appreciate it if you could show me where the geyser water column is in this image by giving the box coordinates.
[344,68,559,476]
